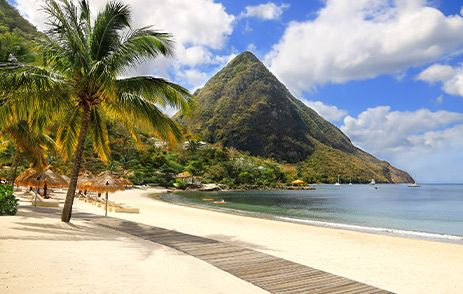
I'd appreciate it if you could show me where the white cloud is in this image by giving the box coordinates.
[177,69,209,91]
[14,0,235,77]
[247,43,257,52]
[416,64,455,82]
[303,100,348,122]
[241,2,289,20]
[266,0,463,95]
[417,63,463,96]
[341,106,463,182]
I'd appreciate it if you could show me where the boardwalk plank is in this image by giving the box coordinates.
[93,217,392,294]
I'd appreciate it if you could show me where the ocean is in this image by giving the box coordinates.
[162,184,463,241]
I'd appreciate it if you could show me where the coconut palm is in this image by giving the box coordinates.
[2,117,56,182]
[0,0,192,222]
[0,43,53,182]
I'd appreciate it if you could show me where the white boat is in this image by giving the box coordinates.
[408,183,420,187]
[370,179,376,185]
[334,175,341,186]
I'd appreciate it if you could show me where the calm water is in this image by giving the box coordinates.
[162,184,463,239]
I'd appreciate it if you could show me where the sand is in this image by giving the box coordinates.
[2,187,463,293]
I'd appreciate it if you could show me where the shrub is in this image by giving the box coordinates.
[174,179,188,190]
[0,185,18,215]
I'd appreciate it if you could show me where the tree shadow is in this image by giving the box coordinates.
[206,234,273,252]
[2,209,165,260]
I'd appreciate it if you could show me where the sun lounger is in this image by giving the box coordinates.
[31,193,59,208]
[114,205,139,213]
[105,200,139,213]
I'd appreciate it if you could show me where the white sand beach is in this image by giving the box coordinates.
[2,187,463,293]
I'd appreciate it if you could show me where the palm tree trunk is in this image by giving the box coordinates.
[8,149,20,186]
[61,107,91,222]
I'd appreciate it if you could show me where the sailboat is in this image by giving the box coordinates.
[370,179,376,185]
[334,175,341,186]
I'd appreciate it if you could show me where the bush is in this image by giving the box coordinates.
[174,179,188,190]
[0,185,18,215]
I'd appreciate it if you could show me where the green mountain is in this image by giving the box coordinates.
[0,0,42,38]
[176,52,413,183]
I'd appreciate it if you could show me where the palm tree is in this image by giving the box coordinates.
[0,25,52,183]
[0,0,192,222]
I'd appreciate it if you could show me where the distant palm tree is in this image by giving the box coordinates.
[0,0,192,222]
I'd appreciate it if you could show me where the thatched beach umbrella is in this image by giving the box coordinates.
[176,171,192,178]
[291,179,305,186]
[17,168,68,199]
[85,171,127,216]
[15,168,36,187]
[76,171,95,193]
[176,171,194,184]
[117,177,133,188]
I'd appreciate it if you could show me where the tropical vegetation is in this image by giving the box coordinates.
[0,185,18,215]
[0,0,192,222]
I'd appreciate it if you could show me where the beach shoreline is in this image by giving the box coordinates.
[158,191,463,244]
[3,187,463,293]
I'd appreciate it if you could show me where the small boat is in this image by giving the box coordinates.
[370,179,376,185]
[213,199,226,204]
[408,183,420,188]
[334,175,341,186]
[202,198,215,201]
[349,182,353,185]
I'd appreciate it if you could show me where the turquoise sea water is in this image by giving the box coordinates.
[162,184,463,240]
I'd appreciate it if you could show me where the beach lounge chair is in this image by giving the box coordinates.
[114,205,139,214]
[106,200,139,213]
[31,193,59,208]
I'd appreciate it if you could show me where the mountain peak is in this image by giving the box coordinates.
[175,49,413,183]
[232,51,261,63]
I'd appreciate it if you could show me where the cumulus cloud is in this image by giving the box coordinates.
[241,2,289,20]
[177,69,209,91]
[303,100,348,122]
[14,0,235,78]
[266,0,463,94]
[417,63,463,96]
[341,106,463,182]
[416,64,455,82]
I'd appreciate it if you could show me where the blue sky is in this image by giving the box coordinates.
[10,0,463,182]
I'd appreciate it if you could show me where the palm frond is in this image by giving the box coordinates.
[91,1,130,61]
[89,108,111,161]
[116,76,192,114]
[104,92,182,143]
[0,64,70,124]
[55,107,82,161]
[107,27,174,73]
[44,0,89,70]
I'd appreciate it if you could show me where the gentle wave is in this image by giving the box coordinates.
[277,216,463,242]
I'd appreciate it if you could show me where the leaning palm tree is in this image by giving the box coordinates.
[0,0,192,222]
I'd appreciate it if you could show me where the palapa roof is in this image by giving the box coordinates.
[76,171,96,190]
[176,171,192,178]
[290,179,305,185]
[84,171,127,193]
[15,168,37,185]
[118,177,133,187]
[16,168,68,188]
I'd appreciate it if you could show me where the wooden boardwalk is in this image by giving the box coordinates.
[93,217,392,294]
